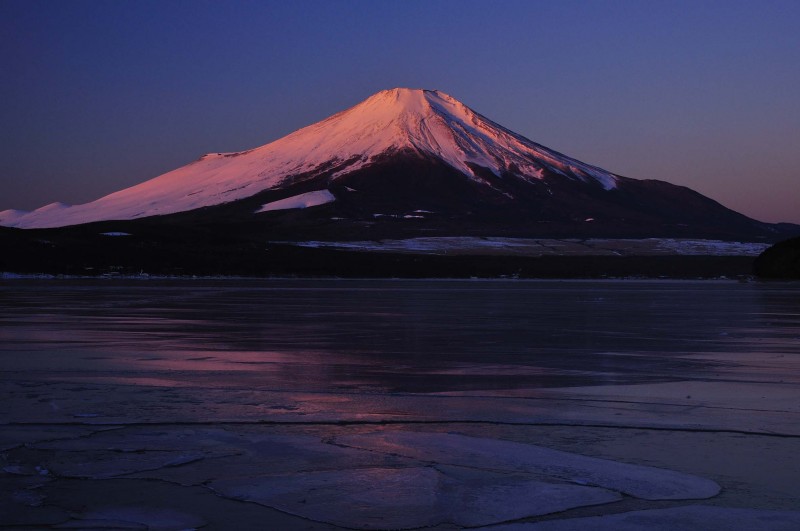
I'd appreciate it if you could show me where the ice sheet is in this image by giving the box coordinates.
[60,507,205,530]
[487,505,800,530]
[211,466,620,529]
[336,432,720,500]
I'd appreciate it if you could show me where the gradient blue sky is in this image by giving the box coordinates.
[2,0,798,223]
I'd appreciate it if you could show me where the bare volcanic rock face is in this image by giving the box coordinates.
[0,88,789,241]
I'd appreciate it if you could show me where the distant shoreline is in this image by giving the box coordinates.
[2,225,779,280]
[0,251,759,280]
[0,273,770,282]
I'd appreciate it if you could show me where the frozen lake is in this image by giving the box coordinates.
[2,279,800,529]
[2,279,799,393]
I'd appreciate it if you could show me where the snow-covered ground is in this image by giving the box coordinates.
[283,237,771,256]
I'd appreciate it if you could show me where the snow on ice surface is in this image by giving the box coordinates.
[1,88,617,229]
[256,189,335,212]
[285,237,771,256]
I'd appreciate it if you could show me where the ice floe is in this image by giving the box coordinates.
[211,465,619,529]
[60,507,205,530]
[486,505,800,530]
[335,432,721,501]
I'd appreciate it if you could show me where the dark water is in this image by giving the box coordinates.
[1,279,799,393]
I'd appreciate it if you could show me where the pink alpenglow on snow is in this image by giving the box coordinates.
[0,88,617,229]
[257,190,335,212]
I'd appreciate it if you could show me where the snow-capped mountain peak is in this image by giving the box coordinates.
[1,88,617,229]
[277,87,616,187]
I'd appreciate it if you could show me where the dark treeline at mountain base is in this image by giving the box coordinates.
[0,225,760,279]
[754,237,800,279]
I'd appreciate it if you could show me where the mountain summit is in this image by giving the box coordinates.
[267,88,618,190]
[0,88,781,241]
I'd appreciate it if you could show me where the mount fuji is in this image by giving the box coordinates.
[0,88,786,242]
[4,88,800,278]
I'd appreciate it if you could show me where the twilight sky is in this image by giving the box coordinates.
[2,0,798,223]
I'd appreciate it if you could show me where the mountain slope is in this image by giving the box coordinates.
[2,88,618,229]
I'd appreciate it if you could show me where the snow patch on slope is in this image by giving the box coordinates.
[257,190,335,213]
